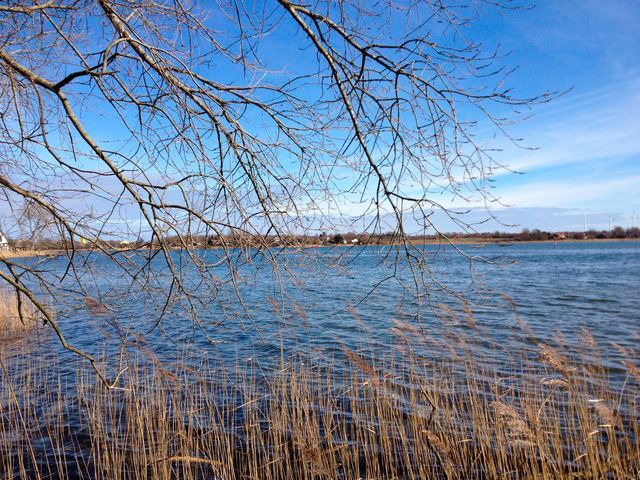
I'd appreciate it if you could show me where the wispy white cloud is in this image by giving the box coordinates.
[493,79,640,174]
[497,175,640,210]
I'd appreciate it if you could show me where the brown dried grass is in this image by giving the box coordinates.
[0,289,40,340]
[0,325,638,479]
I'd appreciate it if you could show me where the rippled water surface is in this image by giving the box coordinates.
[19,240,637,376]
[3,241,639,478]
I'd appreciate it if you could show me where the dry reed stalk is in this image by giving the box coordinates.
[591,400,623,430]
[611,342,632,357]
[499,292,517,309]
[492,400,535,441]
[540,377,569,389]
[390,326,410,346]
[267,296,280,317]
[340,345,379,385]
[516,313,534,337]
[347,302,370,333]
[622,360,640,383]
[0,289,39,340]
[554,331,568,349]
[153,455,223,466]
[293,302,309,327]
[435,303,459,325]
[392,318,421,336]
[422,429,448,456]
[84,297,109,315]
[1,324,638,479]
[580,326,599,350]
[461,302,476,329]
[538,343,572,379]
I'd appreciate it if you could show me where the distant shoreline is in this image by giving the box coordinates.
[1,237,638,259]
[403,237,640,246]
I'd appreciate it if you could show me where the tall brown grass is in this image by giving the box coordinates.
[0,321,638,479]
[0,249,62,260]
[0,288,40,341]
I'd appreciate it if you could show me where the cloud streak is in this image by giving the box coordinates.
[496,175,640,210]
[494,79,640,175]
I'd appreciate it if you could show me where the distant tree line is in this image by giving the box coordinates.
[5,227,640,252]
[515,227,640,242]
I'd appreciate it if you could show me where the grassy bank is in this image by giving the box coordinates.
[1,317,638,479]
[0,249,65,260]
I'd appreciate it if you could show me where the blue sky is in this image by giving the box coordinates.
[308,1,640,233]
[459,0,640,231]
[269,0,640,233]
[2,1,638,238]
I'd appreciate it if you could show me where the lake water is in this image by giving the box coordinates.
[13,240,640,379]
[2,240,639,478]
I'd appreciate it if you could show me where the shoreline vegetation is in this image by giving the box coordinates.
[1,289,638,479]
[2,228,639,259]
[0,289,40,341]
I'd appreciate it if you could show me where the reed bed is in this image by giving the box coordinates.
[0,320,638,479]
[0,249,62,260]
[0,288,41,341]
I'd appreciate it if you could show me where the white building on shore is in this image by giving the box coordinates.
[0,232,9,252]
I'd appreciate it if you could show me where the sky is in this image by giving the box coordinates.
[2,1,638,238]
[459,0,640,231]
[303,0,640,234]
[264,0,640,233]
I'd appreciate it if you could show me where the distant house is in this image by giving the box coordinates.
[0,232,9,252]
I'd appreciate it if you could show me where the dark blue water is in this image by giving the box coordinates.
[2,240,638,479]
[13,241,639,378]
